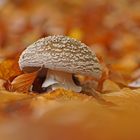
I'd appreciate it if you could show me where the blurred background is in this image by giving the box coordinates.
[0,0,140,62]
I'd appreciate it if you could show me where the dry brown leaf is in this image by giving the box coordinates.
[0,79,6,89]
[0,79,7,91]
[0,59,21,80]
[97,64,109,91]
[0,90,32,103]
[102,79,121,93]
[98,64,129,92]
[11,71,38,93]
[131,68,140,79]
[109,68,128,86]
[103,88,140,106]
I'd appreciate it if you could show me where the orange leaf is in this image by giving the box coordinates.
[100,64,129,87]
[97,64,109,91]
[0,79,6,90]
[109,69,128,86]
[11,71,38,93]
[0,59,21,80]
[131,68,140,79]
[97,64,127,91]
[102,79,121,93]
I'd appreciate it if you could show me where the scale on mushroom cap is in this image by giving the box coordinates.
[19,35,102,93]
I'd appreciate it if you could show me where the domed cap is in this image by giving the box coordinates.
[19,35,102,79]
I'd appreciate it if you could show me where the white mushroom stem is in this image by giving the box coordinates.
[42,69,82,92]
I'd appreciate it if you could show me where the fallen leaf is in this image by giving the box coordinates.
[11,71,38,93]
[0,79,6,90]
[102,79,121,93]
[131,68,140,79]
[0,90,32,103]
[103,88,140,106]
[109,68,128,86]
[0,59,21,80]
[97,64,109,91]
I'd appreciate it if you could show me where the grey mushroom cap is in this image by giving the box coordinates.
[19,35,102,79]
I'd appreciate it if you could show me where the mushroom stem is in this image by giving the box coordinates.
[42,69,82,92]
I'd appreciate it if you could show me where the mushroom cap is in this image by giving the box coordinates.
[19,35,102,79]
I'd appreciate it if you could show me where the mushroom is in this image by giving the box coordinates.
[19,35,102,93]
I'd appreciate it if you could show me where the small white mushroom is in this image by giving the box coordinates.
[19,35,102,92]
